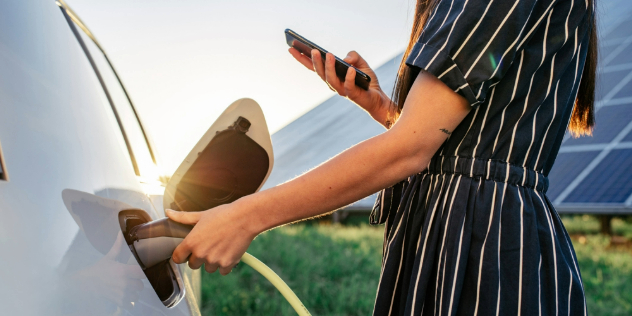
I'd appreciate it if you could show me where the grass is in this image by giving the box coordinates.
[572,234,632,314]
[201,216,632,316]
[562,215,632,315]
[561,214,632,238]
[200,223,384,316]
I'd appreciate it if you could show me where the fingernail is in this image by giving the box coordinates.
[165,209,175,214]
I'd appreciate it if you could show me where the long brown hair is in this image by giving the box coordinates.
[391,0,597,137]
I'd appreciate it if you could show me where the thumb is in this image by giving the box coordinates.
[344,51,369,68]
[166,209,201,225]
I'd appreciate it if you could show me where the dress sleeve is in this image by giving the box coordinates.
[406,0,544,106]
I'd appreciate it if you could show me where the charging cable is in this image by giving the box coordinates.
[241,252,312,316]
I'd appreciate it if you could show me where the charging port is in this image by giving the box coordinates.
[118,209,185,308]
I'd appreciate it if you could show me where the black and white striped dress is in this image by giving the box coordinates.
[370,0,592,315]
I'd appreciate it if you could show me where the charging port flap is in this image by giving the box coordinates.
[163,99,274,214]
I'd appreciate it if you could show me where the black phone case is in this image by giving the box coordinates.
[285,29,371,90]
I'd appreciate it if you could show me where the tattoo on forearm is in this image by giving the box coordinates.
[440,128,452,135]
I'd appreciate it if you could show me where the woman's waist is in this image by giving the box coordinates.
[423,155,549,192]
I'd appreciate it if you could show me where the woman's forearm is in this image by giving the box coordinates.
[239,126,432,234]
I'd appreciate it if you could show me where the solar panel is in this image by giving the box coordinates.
[603,18,632,41]
[608,48,632,66]
[547,151,601,201]
[564,104,632,145]
[613,77,632,99]
[565,149,632,203]
[594,68,630,100]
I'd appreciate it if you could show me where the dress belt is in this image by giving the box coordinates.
[370,156,549,225]
[426,155,549,193]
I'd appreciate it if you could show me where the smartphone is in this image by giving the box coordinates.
[285,29,371,90]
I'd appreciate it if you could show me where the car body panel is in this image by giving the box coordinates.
[0,0,199,314]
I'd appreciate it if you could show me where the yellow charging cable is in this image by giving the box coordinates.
[241,252,312,316]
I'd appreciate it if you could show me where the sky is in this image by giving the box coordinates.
[67,0,413,174]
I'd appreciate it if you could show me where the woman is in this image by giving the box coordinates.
[168,0,596,314]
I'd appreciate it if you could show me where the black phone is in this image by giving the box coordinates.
[285,29,371,90]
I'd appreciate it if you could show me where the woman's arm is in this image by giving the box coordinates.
[168,70,471,275]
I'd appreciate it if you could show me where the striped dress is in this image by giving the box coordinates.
[370,0,592,315]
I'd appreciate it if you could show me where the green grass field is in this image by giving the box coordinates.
[200,215,632,315]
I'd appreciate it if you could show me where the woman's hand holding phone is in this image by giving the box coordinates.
[289,48,394,128]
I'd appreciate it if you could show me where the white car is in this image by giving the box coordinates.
[0,1,274,315]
